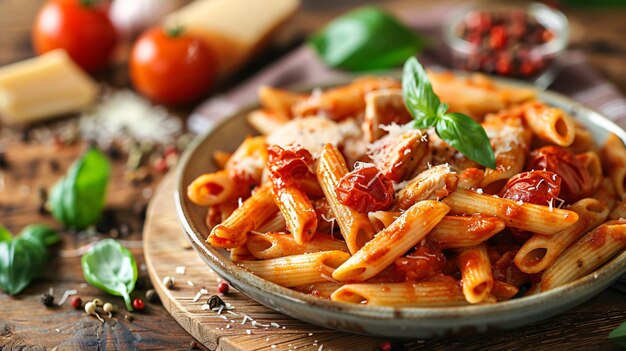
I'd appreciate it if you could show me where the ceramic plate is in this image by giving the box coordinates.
[175,79,626,338]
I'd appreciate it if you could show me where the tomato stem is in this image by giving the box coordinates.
[165,25,185,38]
[79,0,98,7]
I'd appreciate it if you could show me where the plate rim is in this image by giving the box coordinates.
[174,77,626,323]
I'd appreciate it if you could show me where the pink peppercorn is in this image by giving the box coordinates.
[217,281,229,294]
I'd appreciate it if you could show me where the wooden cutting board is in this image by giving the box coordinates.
[143,173,387,351]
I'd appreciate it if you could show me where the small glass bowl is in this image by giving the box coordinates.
[443,2,569,80]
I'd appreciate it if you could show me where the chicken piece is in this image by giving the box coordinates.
[395,165,459,210]
[362,89,413,142]
[367,128,429,182]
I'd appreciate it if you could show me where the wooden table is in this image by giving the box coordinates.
[1,1,626,350]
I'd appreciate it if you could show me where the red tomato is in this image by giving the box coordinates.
[32,0,117,72]
[130,27,216,104]
[394,244,446,282]
[267,145,314,189]
[335,166,394,213]
[526,146,592,203]
[501,170,562,205]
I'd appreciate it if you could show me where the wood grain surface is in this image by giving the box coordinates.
[2,0,626,350]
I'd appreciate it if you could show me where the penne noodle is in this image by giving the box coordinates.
[569,124,596,154]
[247,109,288,135]
[428,215,505,249]
[600,133,626,199]
[225,136,267,184]
[213,150,232,170]
[238,251,350,287]
[272,185,318,244]
[540,219,626,291]
[514,198,609,274]
[230,245,256,261]
[577,151,603,190]
[332,200,449,282]
[330,280,467,307]
[293,282,345,299]
[188,170,236,206]
[481,115,532,194]
[257,213,287,233]
[596,177,618,211]
[368,211,400,232]
[458,167,485,190]
[459,243,493,304]
[522,101,575,147]
[317,144,375,254]
[208,184,277,248]
[610,199,626,220]
[442,188,579,235]
[246,232,349,259]
[258,85,304,120]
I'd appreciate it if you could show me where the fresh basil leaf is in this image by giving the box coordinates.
[82,239,138,311]
[21,225,61,247]
[402,56,443,127]
[0,226,11,242]
[610,322,626,347]
[50,148,110,229]
[436,112,497,169]
[0,225,58,296]
[310,7,423,71]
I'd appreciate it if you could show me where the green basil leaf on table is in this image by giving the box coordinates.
[0,226,11,242]
[82,239,138,311]
[0,225,60,296]
[401,57,497,169]
[310,7,424,71]
[610,321,626,347]
[49,147,111,229]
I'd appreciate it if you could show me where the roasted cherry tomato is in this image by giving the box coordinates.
[267,144,314,189]
[501,170,561,205]
[394,243,446,282]
[130,27,216,104]
[32,0,117,72]
[335,166,394,213]
[526,146,592,203]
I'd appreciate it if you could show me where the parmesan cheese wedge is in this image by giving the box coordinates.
[165,0,299,76]
[0,50,98,125]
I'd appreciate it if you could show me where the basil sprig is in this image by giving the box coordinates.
[0,225,60,295]
[82,239,138,311]
[310,7,424,71]
[49,147,111,229]
[402,57,496,169]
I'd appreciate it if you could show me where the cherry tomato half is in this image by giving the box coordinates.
[394,243,446,282]
[335,166,394,213]
[501,170,562,205]
[526,146,592,203]
[130,27,216,104]
[267,144,315,189]
[33,0,117,72]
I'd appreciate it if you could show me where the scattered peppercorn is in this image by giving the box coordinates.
[124,313,134,322]
[217,281,229,294]
[146,289,160,303]
[188,340,199,349]
[163,276,175,289]
[207,295,225,310]
[70,296,83,309]
[132,298,145,311]
[41,292,55,307]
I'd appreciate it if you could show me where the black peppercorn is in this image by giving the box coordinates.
[146,289,160,303]
[41,293,54,307]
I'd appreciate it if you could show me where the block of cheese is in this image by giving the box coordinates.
[0,50,98,125]
[165,0,299,76]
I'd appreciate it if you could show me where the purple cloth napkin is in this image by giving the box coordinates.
[188,5,626,134]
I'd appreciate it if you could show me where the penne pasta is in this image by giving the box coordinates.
[459,243,493,304]
[258,85,304,120]
[246,232,349,259]
[600,133,626,199]
[257,213,287,233]
[294,282,345,299]
[395,164,458,210]
[514,198,609,274]
[330,280,467,306]
[188,170,236,206]
[208,184,277,248]
[238,251,350,287]
[610,199,626,221]
[577,151,603,191]
[213,150,232,170]
[225,135,267,184]
[230,245,256,261]
[522,101,575,147]
[332,200,449,282]
[272,185,318,244]
[427,215,505,249]
[540,219,626,291]
[491,280,519,301]
[368,211,400,232]
[442,188,579,235]
[247,109,288,135]
[317,144,375,254]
